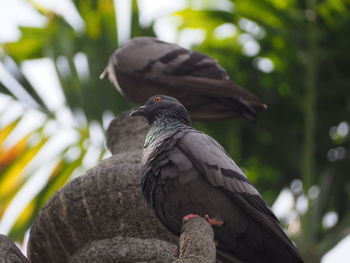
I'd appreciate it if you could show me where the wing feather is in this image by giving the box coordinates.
[177,131,304,261]
[102,37,266,121]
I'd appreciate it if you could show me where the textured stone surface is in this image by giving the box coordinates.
[69,217,216,263]
[70,237,174,263]
[27,112,176,263]
[176,217,216,263]
[106,111,149,154]
[26,111,218,263]
[0,234,29,263]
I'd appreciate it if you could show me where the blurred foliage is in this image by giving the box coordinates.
[0,0,138,243]
[0,0,349,262]
[0,106,91,243]
[179,0,350,262]
[4,0,131,120]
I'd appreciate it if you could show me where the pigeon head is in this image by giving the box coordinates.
[130,95,192,126]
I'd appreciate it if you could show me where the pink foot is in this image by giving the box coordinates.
[173,247,179,257]
[204,214,224,226]
[183,214,200,222]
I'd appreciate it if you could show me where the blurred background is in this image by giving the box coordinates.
[0,0,349,262]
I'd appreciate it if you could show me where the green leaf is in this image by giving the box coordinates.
[0,56,51,113]
[176,9,233,31]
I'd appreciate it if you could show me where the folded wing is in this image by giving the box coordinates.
[177,131,304,262]
[102,37,266,121]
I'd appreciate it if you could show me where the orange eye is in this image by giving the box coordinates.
[154,96,162,102]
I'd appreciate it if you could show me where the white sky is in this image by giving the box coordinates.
[0,0,349,262]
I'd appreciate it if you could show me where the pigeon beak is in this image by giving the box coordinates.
[130,105,146,117]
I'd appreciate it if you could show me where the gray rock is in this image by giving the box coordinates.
[0,234,29,263]
[70,237,174,263]
[176,217,216,263]
[106,111,149,154]
[27,111,175,263]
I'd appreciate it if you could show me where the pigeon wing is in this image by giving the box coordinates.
[177,131,304,262]
[102,37,266,121]
[118,38,261,101]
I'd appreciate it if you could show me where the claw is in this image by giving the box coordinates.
[204,214,224,226]
[173,247,179,257]
[214,240,220,247]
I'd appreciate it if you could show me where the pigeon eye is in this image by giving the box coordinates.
[154,97,162,102]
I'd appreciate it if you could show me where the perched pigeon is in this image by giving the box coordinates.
[102,37,267,122]
[130,95,304,263]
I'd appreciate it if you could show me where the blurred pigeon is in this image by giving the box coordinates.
[130,95,304,263]
[101,37,267,122]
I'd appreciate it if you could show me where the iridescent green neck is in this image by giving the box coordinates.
[144,119,186,148]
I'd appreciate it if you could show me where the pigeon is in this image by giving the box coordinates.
[101,37,267,122]
[130,95,304,263]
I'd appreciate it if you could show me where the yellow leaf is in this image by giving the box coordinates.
[0,137,48,202]
[0,135,30,172]
[0,118,20,145]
